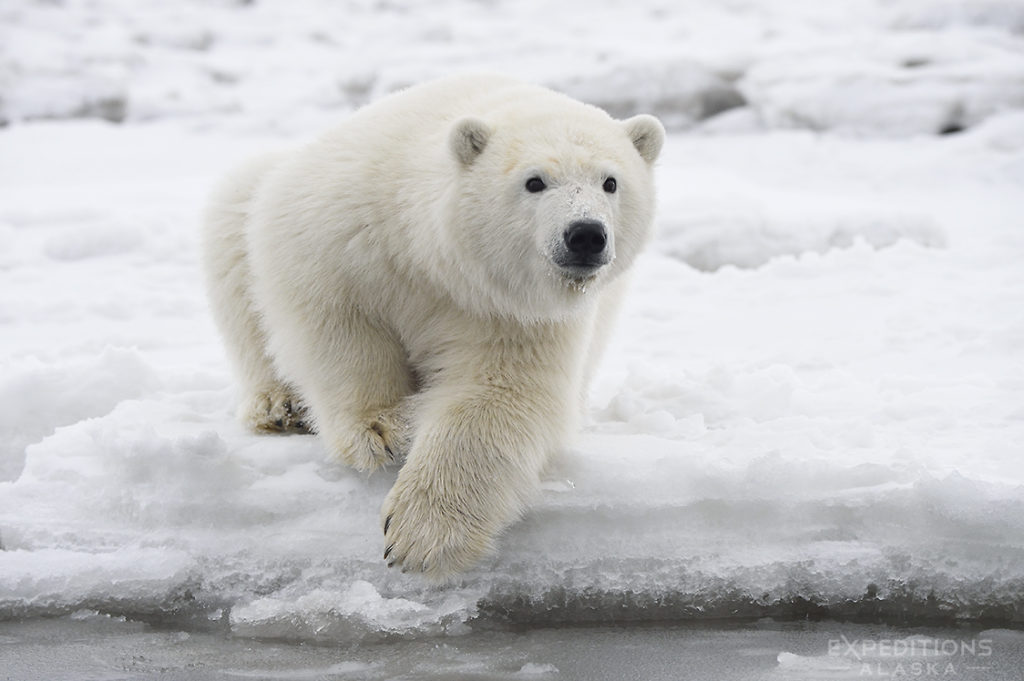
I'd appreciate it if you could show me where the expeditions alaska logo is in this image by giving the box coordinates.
[829,635,993,677]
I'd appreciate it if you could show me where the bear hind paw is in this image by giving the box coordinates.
[242,387,310,434]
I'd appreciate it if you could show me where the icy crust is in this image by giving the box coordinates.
[2,403,1023,640]
[0,548,194,620]
[479,440,1024,626]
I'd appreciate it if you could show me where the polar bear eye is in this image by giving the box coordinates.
[525,177,547,193]
[603,177,617,194]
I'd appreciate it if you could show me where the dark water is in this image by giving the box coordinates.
[2,615,1022,680]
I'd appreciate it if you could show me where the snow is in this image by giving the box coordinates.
[2,0,1024,645]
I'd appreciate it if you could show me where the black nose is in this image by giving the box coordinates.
[564,220,607,257]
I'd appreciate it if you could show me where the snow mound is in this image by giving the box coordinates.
[659,207,944,272]
[554,60,745,131]
[739,32,1024,136]
[888,0,1024,32]
[0,348,160,481]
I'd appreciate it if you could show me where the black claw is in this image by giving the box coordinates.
[384,543,394,560]
[387,560,396,568]
[384,445,395,461]
[384,514,392,534]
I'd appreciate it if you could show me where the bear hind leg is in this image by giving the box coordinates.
[278,310,415,473]
[202,152,311,435]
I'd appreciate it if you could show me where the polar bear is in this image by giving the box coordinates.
[202,74,664,579]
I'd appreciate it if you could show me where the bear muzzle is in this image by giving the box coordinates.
[554,220,612,276]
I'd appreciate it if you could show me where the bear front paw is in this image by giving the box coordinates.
[380,468,497,579]
[243,387,310,433]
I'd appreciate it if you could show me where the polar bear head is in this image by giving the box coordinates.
[447,102,664,321]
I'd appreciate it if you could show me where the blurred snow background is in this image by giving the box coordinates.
[1,0,1024,643]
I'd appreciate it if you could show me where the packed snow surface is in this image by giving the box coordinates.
[2,0,1024,642]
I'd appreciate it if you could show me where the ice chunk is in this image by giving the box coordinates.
[230,581,475,642]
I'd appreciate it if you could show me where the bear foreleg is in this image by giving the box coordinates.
[380,368,570,579]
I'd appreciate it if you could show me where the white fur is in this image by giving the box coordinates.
[202,74,664,579]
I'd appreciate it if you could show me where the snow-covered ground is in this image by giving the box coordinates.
[2,0,1024,651]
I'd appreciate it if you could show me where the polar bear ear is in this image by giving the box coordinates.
[622,114,665,164]
[450,117,492,167]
